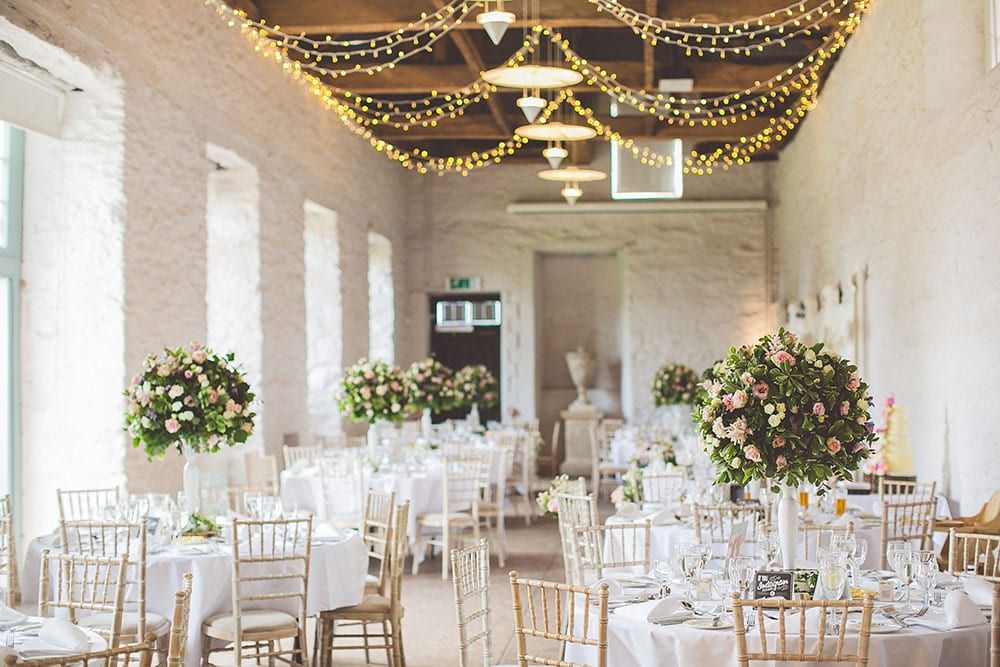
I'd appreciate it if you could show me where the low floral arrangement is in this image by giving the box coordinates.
[629,437,678,469]
[404,357,458,414]
[693,328,876,491]
[863,395,894,476]
[124,342,256,460]
[652,363,700,406]
[610,468,641,509]
[536,474,576,517]
[337,358,408,424]
[455,364,498,409]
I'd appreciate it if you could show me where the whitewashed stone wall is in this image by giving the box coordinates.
[770,0,1000,510]
[402,160,771,428]
[1,0,412,531]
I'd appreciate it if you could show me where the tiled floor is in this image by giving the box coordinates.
[332,511,565,666]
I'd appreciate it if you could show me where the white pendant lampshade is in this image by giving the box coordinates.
[542,145,568,168]
[516,95,546,123]
[483,65,584,90]
[561,184,583,205]
[478,10,515,45]
[515,121,597,142]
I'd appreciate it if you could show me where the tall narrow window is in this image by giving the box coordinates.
[0,123,23,497]
[991,0,1000,69]
[367,231,395,362]
[206,144,263,455]
[303,201,342,437]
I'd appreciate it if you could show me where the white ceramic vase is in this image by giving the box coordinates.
[420,408,433,438]
[468,403,481,429]
[181,442,201,512]
[777,483,798,569]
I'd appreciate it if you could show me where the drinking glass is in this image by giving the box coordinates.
[728,556,756,600]
[890,549,917,610]
[688,571,720,614]
[915,559,938,609]
[758,528,781,568]
[819,551,849,601]
[244,492,263,519]
[798,488,810,511]
[260,495,283,520]
[848,538,868,583]
[885,541,910,570]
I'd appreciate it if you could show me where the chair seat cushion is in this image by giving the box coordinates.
[364,573,382,592]
[79,612,170,637]
[416,512,474,528]
[202,610,298,639]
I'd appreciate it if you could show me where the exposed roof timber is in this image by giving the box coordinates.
[331,61,794,95]
[258,0,844,35]
[377,113,778,140]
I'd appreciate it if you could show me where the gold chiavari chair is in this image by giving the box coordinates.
[451,540,494,667]
[948,530,1000,667]
[243,452,279,490]
[317,502,410,667]
[59,519,170,651]
[572,521,651,584]
[509,572,609,667]
[639,471,686,505]
[362,489,396,596]
[3,634,158,667]
[800,522,856,563]
[201,516,313,666]
[39,551,129,648]
[879,478,936,505]
[880,499,936,568]
[57,487,120,522]
[731,594,875,666]
[590,419,627,499]
[691,502,766,548]
[0,495,18,605]
[282,444,323,470]
[556,492,598,586]
[166,573,193,667]
[413,457,483,579]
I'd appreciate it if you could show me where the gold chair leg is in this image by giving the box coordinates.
[382,620,392,666]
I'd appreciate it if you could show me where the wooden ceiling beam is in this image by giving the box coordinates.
[334,60,796,94]
[376,113,776,141]
[429,0,510,135]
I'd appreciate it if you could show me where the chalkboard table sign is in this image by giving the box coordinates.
[754,571,794,600]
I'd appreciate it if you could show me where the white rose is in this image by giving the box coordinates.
[804,349,817,362]
[764,403,775,415]
[768,414,782,427]
[730,457,742,469]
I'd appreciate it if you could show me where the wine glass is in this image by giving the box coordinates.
[848,538,868,583]
[244,492,263,519]
[819,550,849,601]
[830,533,858,583]
[890,549,917,611]
[915,559,938,609]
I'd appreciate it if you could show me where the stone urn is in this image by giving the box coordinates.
[564,346,595,412]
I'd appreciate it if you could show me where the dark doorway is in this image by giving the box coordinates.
[428,293,502,423]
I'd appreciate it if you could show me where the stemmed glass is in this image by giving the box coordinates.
[915,559,938,609]
[244,492,263,519]
[758,527,781,568]
[819,550,849,600]
[890,549,918,610]
[675,544,707,595]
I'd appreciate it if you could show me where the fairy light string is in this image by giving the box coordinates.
[203,0,871,175]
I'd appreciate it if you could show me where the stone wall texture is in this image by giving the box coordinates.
[1,0,412,531]
[402,159,772,431]
[770,0,1000,511]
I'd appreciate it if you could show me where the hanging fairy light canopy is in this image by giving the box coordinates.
[203,0,872,176]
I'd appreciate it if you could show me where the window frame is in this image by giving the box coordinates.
[990,0,1000,70]
[0,123,24,503]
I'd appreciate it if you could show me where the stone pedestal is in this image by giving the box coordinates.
[560,408,603,477]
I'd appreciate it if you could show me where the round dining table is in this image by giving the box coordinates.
[21,528,367,667]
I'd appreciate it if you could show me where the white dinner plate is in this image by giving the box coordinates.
[849,619,900,634]
[684,617,734,630]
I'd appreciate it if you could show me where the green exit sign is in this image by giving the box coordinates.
[446,276,481,291]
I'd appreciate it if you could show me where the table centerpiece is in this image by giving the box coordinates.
[404,357,459,437]
[337,358,408,450]
[124,342,257,511]
[692,328,876,568]
[652,362,699,435]
[454,364,498,429]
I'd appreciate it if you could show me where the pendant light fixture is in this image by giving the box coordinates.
[542,142,568,168]
[516,89,545,123]
[538,166,607,205]
[477,0,515,45]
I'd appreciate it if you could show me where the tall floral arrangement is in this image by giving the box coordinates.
[124,342,256,460]
[651,363,699,406]
[404,357,459,414]
[454,364,498,409]
[693,329,876,490]
[337,358,408,424]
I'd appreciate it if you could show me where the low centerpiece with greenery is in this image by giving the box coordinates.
[651,362,699,406]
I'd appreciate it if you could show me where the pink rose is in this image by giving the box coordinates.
[773,437,786,448]
[184,370,193,379]
[751,382,769,400]
[740,372,755,386]
[846,373,860,391]
[375,384,388,396]
[771,350,795,366]
[812,402,825,416]
[722,394,735,412]
[208,390,218,404]
[391,382,401,391]
[364,371,374,380]
[732,390,748,409]
[776,455,788,468]
[164,418,181,434]
[190,341,202,350]
[743,445,761,463]
[360,387,372,399]
[547,497,559,513]
[826,437,842,454]
[191,350,207,363]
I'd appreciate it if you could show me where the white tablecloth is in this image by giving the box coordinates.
[22,530,367,667]
[565,605,989,667]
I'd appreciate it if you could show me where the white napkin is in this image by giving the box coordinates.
[616,503,640,518]
[646,507,676,526]
[290,459,312,474]
[910,590,988,630]
[0,605,27,628]
[762,606,825,635]
[961,577,994,607]
[614,597,690,624]
[591,578,624,596]
[313,522,345,541]
[38,618,90,652]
